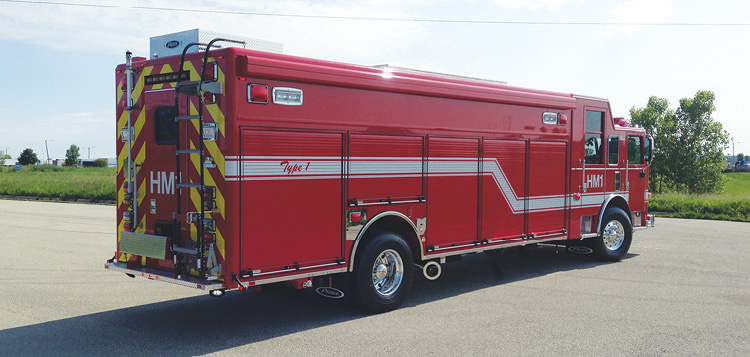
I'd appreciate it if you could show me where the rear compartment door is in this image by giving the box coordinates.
[239,129,343,274]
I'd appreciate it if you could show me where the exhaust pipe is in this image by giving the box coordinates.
[420,261,442,281]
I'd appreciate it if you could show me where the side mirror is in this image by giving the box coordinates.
[644,136,654,162]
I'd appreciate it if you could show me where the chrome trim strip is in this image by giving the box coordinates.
[104,262,224,290]
[347,211,422,272]
[145,88,177,93]
[430,242,479,252]
[424,235,566,259]
[633,226,647,231]
[246,268,349,287]
[596,194,632,233]
[252,262,343,277]
[349,199,424,207]
[572,95,610,103]
[580,233,599,239]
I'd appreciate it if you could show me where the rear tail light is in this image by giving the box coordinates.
[203,62,217,81]
[203,186,216,199]
[203,92,216,104]
[248,84,268,104]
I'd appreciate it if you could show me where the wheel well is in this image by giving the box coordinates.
[598,195,632,232]
[352,214,421,267]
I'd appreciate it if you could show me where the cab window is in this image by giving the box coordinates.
[608,135,619,165]
[628,136,643,165]
[585,111,604,164]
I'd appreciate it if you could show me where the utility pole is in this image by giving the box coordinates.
[45,139,54,164]
[732,140,741,165]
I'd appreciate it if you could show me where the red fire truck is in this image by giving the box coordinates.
[106,36,654,312]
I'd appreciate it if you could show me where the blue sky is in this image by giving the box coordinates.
[1,0,749,160]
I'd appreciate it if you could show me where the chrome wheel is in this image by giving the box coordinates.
[602,220,625,251]
[371,249,404,297]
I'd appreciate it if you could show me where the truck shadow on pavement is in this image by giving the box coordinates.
[0,246,636,355]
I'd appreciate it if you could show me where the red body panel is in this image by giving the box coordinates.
[113,47,649,290]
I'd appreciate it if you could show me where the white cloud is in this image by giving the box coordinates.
[0,0,431,63]
[607,0,673,34]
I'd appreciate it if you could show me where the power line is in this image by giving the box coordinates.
[3,0,750,26]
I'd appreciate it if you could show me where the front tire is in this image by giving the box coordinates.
[350,232,413,313]
[594,208,632,261]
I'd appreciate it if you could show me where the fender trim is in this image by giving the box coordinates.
[347,211,422,272]
[596,194,632,233]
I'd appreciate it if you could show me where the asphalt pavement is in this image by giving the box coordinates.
[0,199,748,356]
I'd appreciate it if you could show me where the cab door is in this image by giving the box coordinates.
[605,134,625,193]
[627,135,647,227]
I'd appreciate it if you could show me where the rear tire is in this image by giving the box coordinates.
[349,232,413,313]
[594,208,632,261]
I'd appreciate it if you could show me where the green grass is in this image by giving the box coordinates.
[0,165,115,201]
[650,172,750,222]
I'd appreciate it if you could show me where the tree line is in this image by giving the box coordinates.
[630,90,729,194]
[2,145,107,167]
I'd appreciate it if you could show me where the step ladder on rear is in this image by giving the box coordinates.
[171,38,244,280]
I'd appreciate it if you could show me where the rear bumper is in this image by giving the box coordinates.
[104,261,224,291]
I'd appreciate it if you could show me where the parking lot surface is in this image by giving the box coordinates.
[1,199,748,356]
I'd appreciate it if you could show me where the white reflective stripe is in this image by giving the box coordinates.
[527,196,566,210]
[240,161,341,176]
[233,175,342,181]
[482,158,525,212]
[428,160,478,174]
[225,160,240,177]
[351,160,422,175]
[226,156,636,214]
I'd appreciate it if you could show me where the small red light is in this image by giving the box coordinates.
[142,273,146,276]
[558,114,568,125]
[203,91,216,104]
[217,55,224,59]
[249,84,268,103]
[133,56,147,62]
[350,212,362,223]
[203,62,217,81]
[116,70,122,74]
[155,276,160,279]
[239,77,246,81]
[574,193,581,201]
